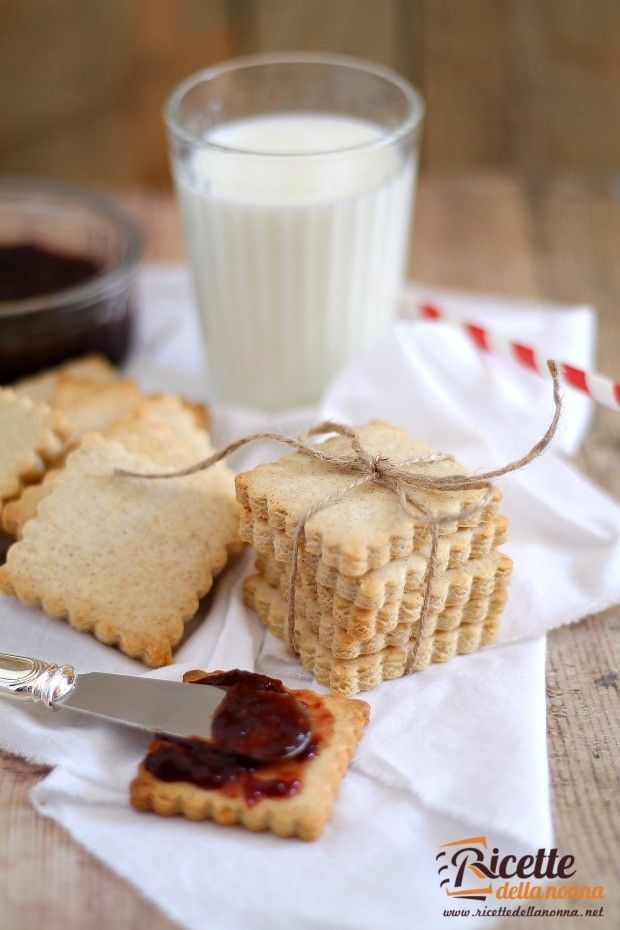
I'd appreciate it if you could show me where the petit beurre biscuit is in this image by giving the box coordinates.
[130,669,369,840]
[236,420,501,576]
[12,354,119,404]
[244,573,507,695]
[49,375,143,446]
[0,389,69,511]
[3,360,143,535]
[2,389,210,538]
[237,420,512,693]
[256,530,507,609]
[2,355,243,666]
[0,430,241,666]
[244,511,507,579]
[255,547,511,640]
[244,560,510,658]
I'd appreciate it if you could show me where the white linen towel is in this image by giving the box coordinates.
[1,267,617,930]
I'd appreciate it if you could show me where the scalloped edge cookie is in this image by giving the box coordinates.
[0,389,69,509]
[130,673,369,840]
[11,354,119,404]
[246,514,507,590]
[244,554,511,660]
[236,421,501,577]
[256,545,509,639]
[2,394,214,538]
[0,433,242,666]
[50,375,143,446]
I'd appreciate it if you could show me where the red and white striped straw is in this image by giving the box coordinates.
[401,297,619,412]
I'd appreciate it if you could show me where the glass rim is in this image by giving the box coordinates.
[0,177,142,320]
[164,52,424,158]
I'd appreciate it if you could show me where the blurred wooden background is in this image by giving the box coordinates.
[1,0,619,189]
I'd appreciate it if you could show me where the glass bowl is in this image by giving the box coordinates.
[0,179,142,382]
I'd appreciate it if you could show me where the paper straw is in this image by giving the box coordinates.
[399,296,619,412]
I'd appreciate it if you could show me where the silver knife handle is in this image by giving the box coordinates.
[0,652,77,707]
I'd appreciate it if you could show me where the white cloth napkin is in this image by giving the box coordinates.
[1,267,619,930]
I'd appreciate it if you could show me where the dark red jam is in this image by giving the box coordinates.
[143,670,334,807]
[200,669,286,692]
[0,244,100,301]
[0,243,135,382]
[212,682,311,760]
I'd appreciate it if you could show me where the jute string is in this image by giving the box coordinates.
[118,360,562,675]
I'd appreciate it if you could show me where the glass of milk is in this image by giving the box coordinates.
[165,53,423,411]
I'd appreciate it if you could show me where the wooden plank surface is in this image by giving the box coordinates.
[0,175,618,930]
[1,1,619,185]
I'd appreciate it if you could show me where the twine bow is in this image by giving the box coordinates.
[118,361,562,675]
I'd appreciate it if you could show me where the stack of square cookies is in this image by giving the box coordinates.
[238,421,512,695]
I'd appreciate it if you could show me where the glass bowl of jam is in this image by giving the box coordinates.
[0,179,142,382]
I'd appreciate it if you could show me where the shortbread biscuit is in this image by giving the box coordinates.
[0,389,69,510]
[51,375,143,445]
[244,558,510,660]
[12,354,119,404]
[107,394,212,460]
[312,583,506,652]
[276,612,502,695]
[246,514,507,583]
[116,394,210,445]
[0,433,242,666]
[251,552,512,651]
[130,671,369,840]
[297,610,503,694]
[2,395,213,538]
[1,468,61,537]
[236,421,501,577]
[256,532,500,638]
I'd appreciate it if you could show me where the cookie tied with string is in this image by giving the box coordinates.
[236,420,512,693]
[112,365,559,692]
[236,421,502,577]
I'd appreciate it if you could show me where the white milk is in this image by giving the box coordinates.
[174,113,415,410]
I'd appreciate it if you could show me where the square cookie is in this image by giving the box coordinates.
[11,354,119,404]
[236,420,501,577]
[2,394,213,538]
[0,389,69,510]
[248,515,508,602]
[244,566,509,694]
[256,543,509,639]
[50,375,143,446]
[0,433,242,666]
[130,669,369,840]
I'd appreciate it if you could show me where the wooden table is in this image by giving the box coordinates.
[1,174,618,930]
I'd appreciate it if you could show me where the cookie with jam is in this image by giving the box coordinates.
[130,669,369,840]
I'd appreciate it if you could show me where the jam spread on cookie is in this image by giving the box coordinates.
[199,669,284,691]
[211,681,311,760]
[143,669,334,807]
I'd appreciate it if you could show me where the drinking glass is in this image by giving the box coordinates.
[166,53,423,410]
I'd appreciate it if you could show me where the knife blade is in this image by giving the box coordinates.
[60,671,225,741]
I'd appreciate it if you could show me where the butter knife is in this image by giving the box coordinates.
[0,652,310,759]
